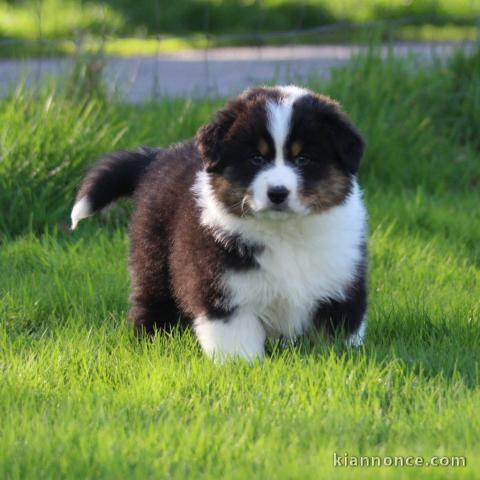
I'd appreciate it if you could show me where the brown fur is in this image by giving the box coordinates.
[210,175,252,217]
[290,140,303,158]
[298,165,351,213]
[258,138,270,156]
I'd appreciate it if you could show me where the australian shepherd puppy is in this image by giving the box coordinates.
[71,86,367,360]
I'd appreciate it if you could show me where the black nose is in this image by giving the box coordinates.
[267,186,290,205]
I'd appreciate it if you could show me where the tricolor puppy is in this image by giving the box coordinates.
[71,86,368,360]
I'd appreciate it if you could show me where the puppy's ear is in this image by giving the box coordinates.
[327,111,364,175]
[196,99,242,173]
[308,95,364,175]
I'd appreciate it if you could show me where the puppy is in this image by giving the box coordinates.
[71,86,368,360]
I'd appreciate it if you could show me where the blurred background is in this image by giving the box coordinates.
[0,0,479,100]
[0,1,479,235]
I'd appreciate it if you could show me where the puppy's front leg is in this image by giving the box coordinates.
[194,311,266,361]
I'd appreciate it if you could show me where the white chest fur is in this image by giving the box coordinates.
[223,183,366,338]
[194,171,367,340]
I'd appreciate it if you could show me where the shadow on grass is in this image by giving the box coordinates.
[272,311,480,389]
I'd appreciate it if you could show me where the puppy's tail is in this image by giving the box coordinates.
[71,147,159,229]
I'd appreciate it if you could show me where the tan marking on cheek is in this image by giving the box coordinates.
[298,166,350,213]
[258,138,269,156]
[291,140,303,157]
[210,175,253,217]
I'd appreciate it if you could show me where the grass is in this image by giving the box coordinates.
[0,0,479,57]
[1,49,480,478]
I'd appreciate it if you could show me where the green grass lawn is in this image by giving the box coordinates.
[1,50,480,478]
[0,0,479,57]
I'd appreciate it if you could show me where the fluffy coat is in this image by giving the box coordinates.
[71,86,368,360]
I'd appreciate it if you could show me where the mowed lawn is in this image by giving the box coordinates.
[1,51,479,478]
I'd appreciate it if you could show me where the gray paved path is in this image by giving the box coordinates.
[0,42,474,101]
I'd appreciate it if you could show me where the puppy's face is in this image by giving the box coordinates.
[196,86,364,218]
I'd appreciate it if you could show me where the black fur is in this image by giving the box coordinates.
[313,249,367,339]
[76,147,160,214]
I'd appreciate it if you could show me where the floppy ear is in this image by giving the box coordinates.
[308,95,364,175]
[327,112,364,175]
[195,100,242,173]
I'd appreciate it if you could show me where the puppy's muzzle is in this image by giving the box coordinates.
[267,185,290,205]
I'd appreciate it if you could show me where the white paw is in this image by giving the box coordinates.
[194,311,266,362]
[345,317,367,347]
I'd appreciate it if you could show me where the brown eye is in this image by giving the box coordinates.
[294,155,310,167]
[250,155,267,166]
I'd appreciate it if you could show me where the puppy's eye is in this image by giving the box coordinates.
[294,155,310,167]
[250,155,267,166]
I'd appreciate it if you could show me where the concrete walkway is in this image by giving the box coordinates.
[0,42,473,101]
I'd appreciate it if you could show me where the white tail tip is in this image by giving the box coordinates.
[71,196,92,230]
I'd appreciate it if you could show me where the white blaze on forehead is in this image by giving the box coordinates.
[266,86,308,165]
[248,86,309,213]
[277,85,310,98]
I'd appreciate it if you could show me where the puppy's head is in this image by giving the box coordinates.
[196,86,364,218]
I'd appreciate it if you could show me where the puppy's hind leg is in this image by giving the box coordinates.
[128,239,181,336]
[129,298,180,336]
[128,203,182,336]
[194,311,266,362]
[128,259,180,336]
